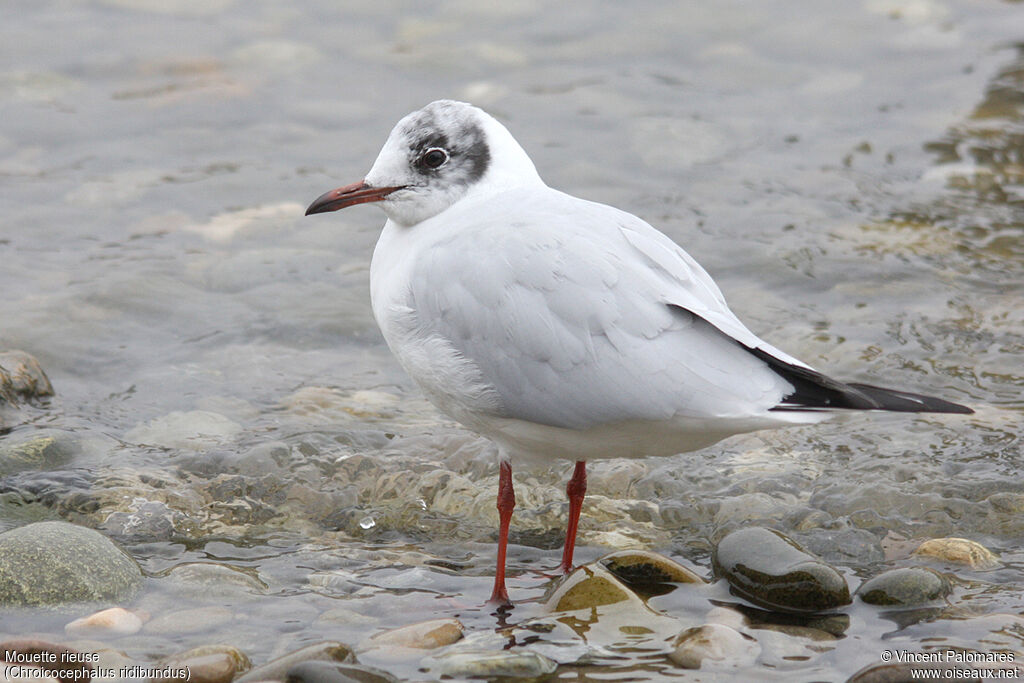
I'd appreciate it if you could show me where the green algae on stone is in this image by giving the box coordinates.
[0,433,75,476]
[0,521,142,608]
[599,549,706,586]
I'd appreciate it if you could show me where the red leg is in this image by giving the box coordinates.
[489,460,515,605]
[559,460,587,574]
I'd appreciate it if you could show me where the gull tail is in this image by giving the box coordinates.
[745,347,974,415]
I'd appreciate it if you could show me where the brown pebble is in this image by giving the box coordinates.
[913,537,999,569]
[0,640,92,683]
[151,645,249,683]
[363,618,464,650]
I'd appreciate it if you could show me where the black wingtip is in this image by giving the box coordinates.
[745,347,974,415]
[844,382,974,414]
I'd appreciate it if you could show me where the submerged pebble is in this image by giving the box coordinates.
[124,410,243,451]
[360,618,464,651]
[235,642,354,683]
[65,607,145,638]
[425,650,558,680]
[0,522,142,607]
[0,431,76,476]
[164,562,268,596]
[152,645,250,683]
[669,623,761,670]
[712,527,851,613]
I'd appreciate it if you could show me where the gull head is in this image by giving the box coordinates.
[306,100,543,227]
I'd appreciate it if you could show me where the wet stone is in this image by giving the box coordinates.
[227,442,290,478]
[857,567,950,607]
[668,623,761,670]
[0,521,142,607]
[425,651,558,680]
[235,642,354,683]
[65,607,144,638]
[544,563,642,612]
[164,562,268,596]
[753,627,837,669]
[0,350,54,405]
[913,537,999,569]
[0,431,76,476]
[101,499,188,544]
[712,527,851,614]
[361,618,463,650]
[124,410,243,452]
[598,549,706,586]
[153,645,250,683]
[286,661,397,683]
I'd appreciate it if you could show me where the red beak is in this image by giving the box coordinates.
[304,180,405,216]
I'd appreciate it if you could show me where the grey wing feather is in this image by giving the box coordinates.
[406,190,795,430]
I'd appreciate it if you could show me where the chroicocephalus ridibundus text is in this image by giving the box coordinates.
[306,100,972,605]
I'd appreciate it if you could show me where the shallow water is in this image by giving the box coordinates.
[1,0,1022,680]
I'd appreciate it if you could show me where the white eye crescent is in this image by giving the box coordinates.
[419,147,449,170]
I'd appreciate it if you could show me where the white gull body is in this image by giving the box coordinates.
[305,100,971,604]
[368,174,825,465]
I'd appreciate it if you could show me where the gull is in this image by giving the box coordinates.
[305,100,973,605]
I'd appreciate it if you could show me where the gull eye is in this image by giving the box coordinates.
[419,147,449,170]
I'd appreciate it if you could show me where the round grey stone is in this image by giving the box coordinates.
[857,567,950,607]
[0,521,142,607]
